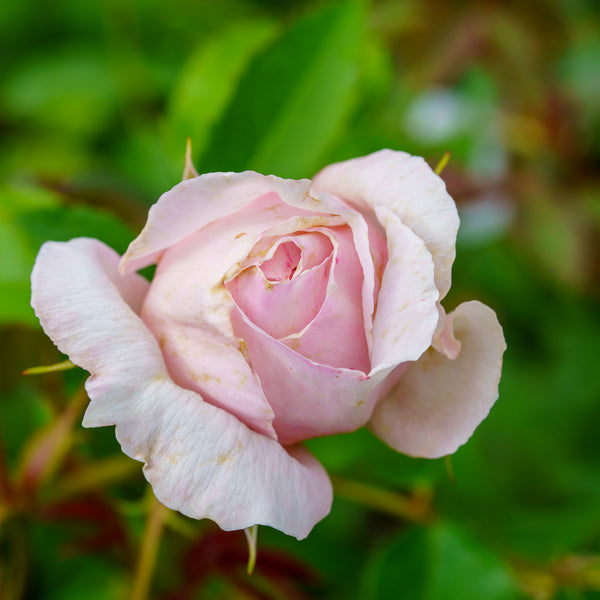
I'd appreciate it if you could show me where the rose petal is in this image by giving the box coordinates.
[227,258,331,340]
[282,189,383,356]
[432,303,461,360]
[226,231,334,339]
[140,193,344,438]
[368,301,506,458]
[370,206,439,371]
[120,172,314,274]
[231,306,390,445]
[260,240,301,281]
[280,225,370,372]
[312,149,460,299]
[31,238,333,539]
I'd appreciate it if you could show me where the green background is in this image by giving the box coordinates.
[1,0,599,598]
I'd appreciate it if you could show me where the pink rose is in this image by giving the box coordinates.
[31,150,505,539]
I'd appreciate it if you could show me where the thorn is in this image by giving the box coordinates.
[244,525,258,575]
[22,359,76,375]
[434,151,451,176]
[182,137,199,180]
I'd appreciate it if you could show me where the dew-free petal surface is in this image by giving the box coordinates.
[120,172,313,274]
[370,206,439,372]
[31,238,333,539]
[231,306,390,446]
[312,149,460,299]
[140,193,343,437]
[227,258,331,340]
[279,225,370,372]
[369,301,506,458]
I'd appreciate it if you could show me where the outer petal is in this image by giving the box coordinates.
[140,193,344,437]
[231,306,390,445]
[280,226,370,372]
[312,149,460,299]
[370,206,439,372]
[120,172,313,274]
[369,301,506,458]
[31,238,333,539]
[290,189,382,355]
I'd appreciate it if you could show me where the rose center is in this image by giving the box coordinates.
[260,241,301,282]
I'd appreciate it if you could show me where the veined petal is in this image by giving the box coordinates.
[31,238,333,539]
[369,301,506,458]
[312,149,460,299]
[288,189,382,356]
[370,206,439,372]
[227,258,331,340]
[120,172,313,274]
[231,306,390,446]
[141,193,346,435]
[280,226,370,372]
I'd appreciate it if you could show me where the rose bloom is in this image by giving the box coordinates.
[31,150,505,539]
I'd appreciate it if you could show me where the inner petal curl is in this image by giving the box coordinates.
[261,241,302,282]
[226,233,334,340]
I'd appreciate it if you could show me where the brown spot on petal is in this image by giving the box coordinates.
[217,451,233,465]
[285,338,301,351]
[191,372,221,384]
[238,339,250,362]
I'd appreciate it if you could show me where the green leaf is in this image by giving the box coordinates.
[361,524,519,600]
[2,48,119,138]
[164,19,279,166]
[200,0,365,178]
[0,184,134,326]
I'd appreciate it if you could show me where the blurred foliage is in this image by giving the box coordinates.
[1,0,600,598]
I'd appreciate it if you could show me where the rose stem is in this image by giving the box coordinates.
[244,525,259,575]
[131,494,167,600]
[330,475,435,524]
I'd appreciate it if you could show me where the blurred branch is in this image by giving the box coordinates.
[0,438,14,507]
[516,555,600,600]
[49,455,139,500]
[131,493,168,600]
[16,384,88,500]
[0,518,28,600]
[330,475,435,524]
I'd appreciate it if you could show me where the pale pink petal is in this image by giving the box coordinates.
[235,231,333,276]
[230,306,390,445]
[312,149,460,299]
[287,189,382,355]
[370,206,439,371]
[226,259,331,340]
[225,232,334,340]
[369,301,506,458]
[120,173,313,274]
[260,240,302,281]
[280,226,370,372]
[292,231,334,271]
[432,303,461,359]
[140,193,344,438]
[31,238,333,539]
